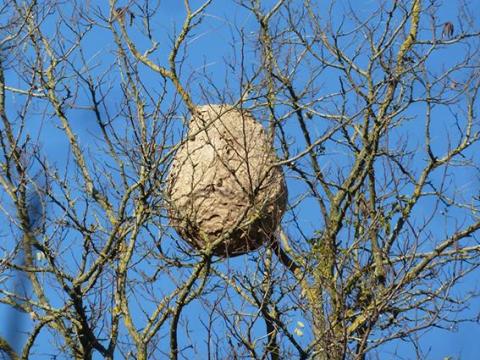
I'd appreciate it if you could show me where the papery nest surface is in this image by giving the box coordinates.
[166,104,287,257]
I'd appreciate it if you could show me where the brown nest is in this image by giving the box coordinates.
[166,104,287,257]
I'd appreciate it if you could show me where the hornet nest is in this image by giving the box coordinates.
[166,104,287,257]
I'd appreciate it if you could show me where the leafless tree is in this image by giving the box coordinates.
[0,0,479,359]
